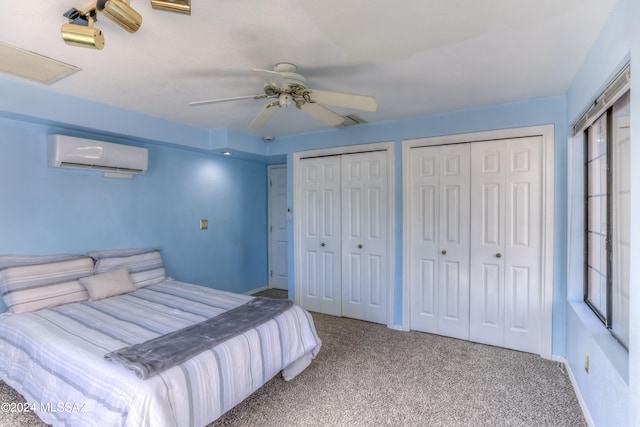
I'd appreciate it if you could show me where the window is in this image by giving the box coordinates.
[584,90,630,349]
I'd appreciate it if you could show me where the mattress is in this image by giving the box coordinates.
[0,280,322,426]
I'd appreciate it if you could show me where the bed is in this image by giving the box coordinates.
[0,249,322,427]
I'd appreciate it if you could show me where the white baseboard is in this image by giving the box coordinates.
[243,285,269,295]
[552,355,595,427]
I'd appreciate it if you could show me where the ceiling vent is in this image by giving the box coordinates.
[335,114,368,128]
[0,42,80,85]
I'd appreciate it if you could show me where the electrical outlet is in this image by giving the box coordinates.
[585,352,589,374]
[199,219,208,230]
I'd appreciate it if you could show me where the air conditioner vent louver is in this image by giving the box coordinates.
[58,162,145,174]
[47,135,148,179]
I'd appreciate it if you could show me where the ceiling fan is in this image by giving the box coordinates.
[189,63,377,130]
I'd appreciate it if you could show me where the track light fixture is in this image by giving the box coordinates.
[150,0,191,15]
[62,0,190,51]
[96,0,142,33]
[61,5,105,50]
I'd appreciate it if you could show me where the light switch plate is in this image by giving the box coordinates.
[200,219,208,230]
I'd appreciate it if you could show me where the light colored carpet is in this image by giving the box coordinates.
[0,289,585,427]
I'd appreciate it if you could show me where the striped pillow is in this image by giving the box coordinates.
[0,255,94,314]
[94,250,166,288]
[87,247,160,260]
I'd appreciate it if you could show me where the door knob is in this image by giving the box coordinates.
[441,250,447,255]
[358,244,363,249]
[320,242,325,247]
[496,253,502,258]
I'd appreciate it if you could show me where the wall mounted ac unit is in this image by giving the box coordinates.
[47,134,148,179]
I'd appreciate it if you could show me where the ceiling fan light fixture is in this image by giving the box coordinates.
[190,62,377,130]
[278,93,293,108]
[97,0,142,33]
[150,0,191,15]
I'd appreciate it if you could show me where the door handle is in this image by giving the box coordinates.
[320,242,325,247]
[496,253,502,258]
[441,250,447,255]
[358,244,363,249]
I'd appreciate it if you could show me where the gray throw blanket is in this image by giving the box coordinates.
[105,297,293,379]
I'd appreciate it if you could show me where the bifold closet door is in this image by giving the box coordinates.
[409,144,471,339]
[298,151,390,324]
[299,156,342,316]
[469,137,543,353]
[341,151,389,325]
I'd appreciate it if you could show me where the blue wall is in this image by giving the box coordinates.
[0,117,268,312]
[564,0,636,425]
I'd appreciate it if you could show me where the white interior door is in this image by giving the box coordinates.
[268,166,288,290]
[298,156,342,316]
[469,137,543,353]
[409,144,471,339]
[341,151,389,324]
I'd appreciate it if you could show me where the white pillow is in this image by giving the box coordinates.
[80,267,136,301]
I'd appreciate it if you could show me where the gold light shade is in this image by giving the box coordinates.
[98,0,142,33]
[151,0,190,15]
[61,19,105,50]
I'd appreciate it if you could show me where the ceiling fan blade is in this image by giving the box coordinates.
[189,95,265,107]
[248,102,279,129]
[252,68,286,90]
[307,89,377,112]
[299,103,346,127]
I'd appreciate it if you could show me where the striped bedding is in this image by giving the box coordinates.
[0,280,322,427]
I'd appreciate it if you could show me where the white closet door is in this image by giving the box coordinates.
[469,141,506,346]
[503,137,543,352]
[268,166,289,290]
[341,151,389,324]
[409,144,470,339]
[469,137,542,353]
[299,156,342,316]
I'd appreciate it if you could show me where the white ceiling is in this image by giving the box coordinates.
[0,0,618,138]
